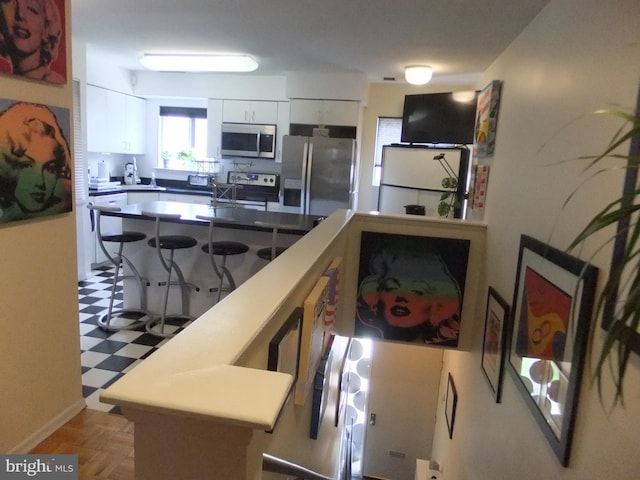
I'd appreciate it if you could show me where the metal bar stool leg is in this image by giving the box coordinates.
[196,214,249,305]
[143,212,199,338]
[89,204,153,331]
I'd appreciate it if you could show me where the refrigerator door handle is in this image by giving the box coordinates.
[304,142,314,215]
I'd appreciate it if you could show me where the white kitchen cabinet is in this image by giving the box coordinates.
[275,101,290,163]
[159,192,212,205]
[124,95,147,154]
[127,192,159,204]
[289,99,359,126]
[222,100,278,124]
[86,85,146,154]
[207,99,223,158]
[91,193,127,266]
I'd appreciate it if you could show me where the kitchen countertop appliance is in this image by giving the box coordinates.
[220,123,277,159]
[280,135,357,216]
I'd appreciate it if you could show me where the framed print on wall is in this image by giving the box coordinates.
[507,235,598,467]
[266,307,303,433]
[0,0,68,84]
[295,276,330,406]
[445,373,457,439]
[0,99,72,225]
[473,80,502,158]
[481,287,510,402]
[355,231,470,348]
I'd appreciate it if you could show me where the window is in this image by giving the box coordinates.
[372,117,402,186]
[158,106,207,169]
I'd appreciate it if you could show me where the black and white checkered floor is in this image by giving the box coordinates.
[78,266,191,414]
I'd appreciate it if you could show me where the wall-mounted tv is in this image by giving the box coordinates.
[401,92,478,145]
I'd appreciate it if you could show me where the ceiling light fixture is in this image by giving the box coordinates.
[404,65,433,85]
[140,54,258,72]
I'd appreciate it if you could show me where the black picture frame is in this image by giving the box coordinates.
[506,235,598,467]
[445,373,457,439]
[481,287,510,402]
[601,85,640,354]
[267,307,303,433]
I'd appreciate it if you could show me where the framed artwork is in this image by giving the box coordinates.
[481,287,510,402]
[266,307,303,433]
[322,256,343,350]
[471,164,490,213]
[445,373,457,439]
[268,307,303,382]
[0,0,68,84]
[309,338,334,439]
[0,99,72,225]
[473,80,502,158]
[601,103,640,355]
[295,275,330,406]
[355,231,470,348]
[507,235,598,466]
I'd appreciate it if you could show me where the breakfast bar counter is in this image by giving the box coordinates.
[103,201,323,318]
[103,200,320,234]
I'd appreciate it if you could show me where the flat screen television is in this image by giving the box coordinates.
[401,92,478,145]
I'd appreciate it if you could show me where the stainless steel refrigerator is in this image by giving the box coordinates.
[378,144,469,217]
[280,135,357,216]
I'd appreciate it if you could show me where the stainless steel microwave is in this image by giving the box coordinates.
[220,123,276,159]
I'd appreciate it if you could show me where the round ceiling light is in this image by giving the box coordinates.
[404,65,433,85]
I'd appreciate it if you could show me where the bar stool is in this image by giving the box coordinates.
[196,214,249,304]
[87,204,153,331]
[254,221,301,261]
[143,211,199,338]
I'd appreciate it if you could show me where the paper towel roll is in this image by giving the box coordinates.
[97,161,110,180]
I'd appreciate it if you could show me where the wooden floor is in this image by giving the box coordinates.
[29,409,134,480]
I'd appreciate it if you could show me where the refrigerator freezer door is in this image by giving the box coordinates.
[307,137,356,216]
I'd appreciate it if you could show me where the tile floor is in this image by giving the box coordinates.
[78,266,191,413]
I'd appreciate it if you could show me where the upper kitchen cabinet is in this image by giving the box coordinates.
[222,100,279,124]
[290,99,359,126]
[87,85,147,154]
[207,99,224,158]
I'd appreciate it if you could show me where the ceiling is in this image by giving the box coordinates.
[71,0,550,83]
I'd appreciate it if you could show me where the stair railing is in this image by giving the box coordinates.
[262,453,335,480]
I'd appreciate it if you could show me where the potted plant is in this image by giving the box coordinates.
[177,150,197,169]
[161,150,171,168]
[437,175,460,218]
[566,104,640,406]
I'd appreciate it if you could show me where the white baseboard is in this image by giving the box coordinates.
[8,399,86,453]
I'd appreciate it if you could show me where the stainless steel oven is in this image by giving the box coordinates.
[220,123,276,159]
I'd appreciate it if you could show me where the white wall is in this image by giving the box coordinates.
[431,1,640,478]
[0,0,84,453]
